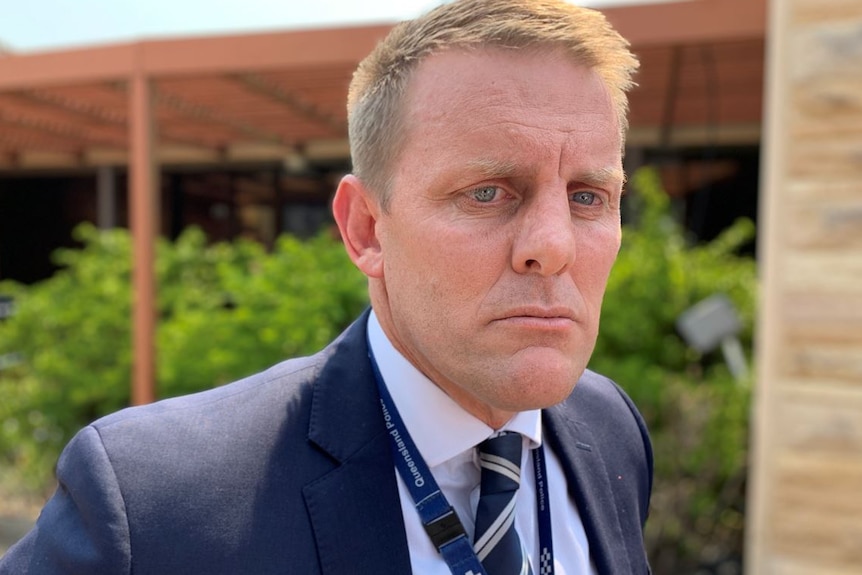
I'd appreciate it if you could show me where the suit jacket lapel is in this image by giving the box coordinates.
[302,312,412,575]
[544,405,634,575]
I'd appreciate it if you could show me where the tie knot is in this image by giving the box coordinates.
[478,432,523,491]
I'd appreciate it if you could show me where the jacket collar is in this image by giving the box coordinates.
[303,310,413,575]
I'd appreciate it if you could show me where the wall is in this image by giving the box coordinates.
[748,1,862,573]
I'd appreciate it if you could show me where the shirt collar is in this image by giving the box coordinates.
[367,310,541,468]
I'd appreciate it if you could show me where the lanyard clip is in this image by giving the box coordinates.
[423,507,468,551]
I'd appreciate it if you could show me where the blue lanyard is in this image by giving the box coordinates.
[369,349,555,575]
[531,434,554,575]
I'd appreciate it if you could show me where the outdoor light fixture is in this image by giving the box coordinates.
[676,293,748,381]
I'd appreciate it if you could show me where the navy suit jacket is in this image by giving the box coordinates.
[1,312,652,574]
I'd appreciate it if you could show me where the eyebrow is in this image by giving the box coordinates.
[463,157,520,179]
[580,167,626,188]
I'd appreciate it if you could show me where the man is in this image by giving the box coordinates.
[1,1,652,573]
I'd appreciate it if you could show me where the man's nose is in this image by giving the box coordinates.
[511,188,576,276]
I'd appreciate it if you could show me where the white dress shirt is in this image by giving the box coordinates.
[368,312,596,574]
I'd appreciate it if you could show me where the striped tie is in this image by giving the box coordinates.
[474,432,533,575]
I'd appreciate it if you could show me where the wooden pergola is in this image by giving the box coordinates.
[0,0,766,404]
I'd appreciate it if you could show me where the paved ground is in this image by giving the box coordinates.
[0,488,42,557]
[0,514,34,555]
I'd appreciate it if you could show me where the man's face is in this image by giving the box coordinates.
[352,48,623,427]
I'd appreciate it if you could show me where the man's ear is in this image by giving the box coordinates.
[332,174,384,278]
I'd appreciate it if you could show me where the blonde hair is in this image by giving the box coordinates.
[347,0,639,206]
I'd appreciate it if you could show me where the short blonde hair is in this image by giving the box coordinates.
[347,0,639,206]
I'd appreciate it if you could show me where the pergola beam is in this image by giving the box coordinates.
[0,108,125,148]
[604,0,766,47]
[136,25,392,77]
[0,26,392,91]
[0,44,136,91]
[156,89,288,145]
[15,88,124,125]
[233,73,346,134]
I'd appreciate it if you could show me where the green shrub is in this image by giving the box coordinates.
[0,225,368,493]
[591,167,756,573]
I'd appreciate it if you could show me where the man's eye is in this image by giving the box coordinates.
[471,186,500,203]
[571,191,597,205]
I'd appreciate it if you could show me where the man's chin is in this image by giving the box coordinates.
[493,363,583,411]
[509,346,588,378]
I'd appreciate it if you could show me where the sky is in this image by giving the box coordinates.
[0,0,668,53]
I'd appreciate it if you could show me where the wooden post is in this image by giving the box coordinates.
[129,52,158,406]
[747,1,862,573]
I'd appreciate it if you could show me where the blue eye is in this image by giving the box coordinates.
[471,186,499,203]
[571,191,596,205]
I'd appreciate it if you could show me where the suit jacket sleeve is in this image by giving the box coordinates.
[0,425,131,575]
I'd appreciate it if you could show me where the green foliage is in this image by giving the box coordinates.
[0,226,134,489]
[591,167,756,572]
[155,229,367,396]
[0,225,367,492]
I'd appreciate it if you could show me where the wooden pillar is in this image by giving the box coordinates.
[747,1,862,573]
[129,57,158,406]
